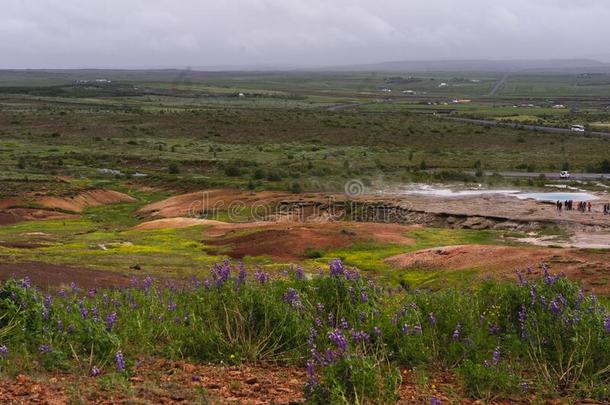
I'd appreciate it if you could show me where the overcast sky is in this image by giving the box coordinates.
[2,0,610,69]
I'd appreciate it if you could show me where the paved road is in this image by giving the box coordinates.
[489,73,509,96]
[442,116,610,138]
[466,171,609,180]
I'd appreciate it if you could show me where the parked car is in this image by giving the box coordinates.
[560,171,570,179]
[570,125,585,133]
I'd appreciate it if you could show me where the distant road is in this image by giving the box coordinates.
[489,73,509,96]
[467,171,609,180]
[442,117,610,138]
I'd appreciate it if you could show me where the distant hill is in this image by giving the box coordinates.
[319,59,610,73]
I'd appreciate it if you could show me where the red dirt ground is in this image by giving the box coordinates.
[0,360,549,404]
[35,189,136,213]
[136,189,296,219]
[386,245,610,294]
[0,209,78,226]
[202,222,417,261]
[0,262,132,290]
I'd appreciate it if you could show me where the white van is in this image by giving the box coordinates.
[570,125,585,133]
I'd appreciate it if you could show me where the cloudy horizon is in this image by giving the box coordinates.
[2,0,610,69]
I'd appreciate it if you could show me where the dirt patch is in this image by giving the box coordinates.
[386,245,610,294]
[0,262,132,290]
[35,189,136,213]
[137,189,296,218]
[0,208,78,226]
[0,360,523,404]
[133,217,237,230]
[0,241,45,249]
[203,221,416,261]
[206,227,353,260]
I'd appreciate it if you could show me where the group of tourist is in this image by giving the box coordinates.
[556,200,593,212]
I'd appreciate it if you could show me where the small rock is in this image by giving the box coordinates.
[245,377,258,385]
[170,392,187,401]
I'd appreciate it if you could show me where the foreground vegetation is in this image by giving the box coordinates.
[1,260,609,403]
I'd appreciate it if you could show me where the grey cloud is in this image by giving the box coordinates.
[1,0,609,68]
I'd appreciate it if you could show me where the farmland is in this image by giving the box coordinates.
[0,69,609,403]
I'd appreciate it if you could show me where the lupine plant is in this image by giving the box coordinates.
[0,260,609,402]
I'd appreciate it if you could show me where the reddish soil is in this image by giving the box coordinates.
[137,189,296,218]
[0,360,548,404]
[200,222,417,261]
[0,262,132,290]
[0,209,77,226]
[35,189,136,213]
[206,227,354,260]
[386,245,610,294]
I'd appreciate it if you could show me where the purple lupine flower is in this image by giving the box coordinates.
[604,316,610,333]
[489,324,500,335]
[307,360,316,380]
[70,282,78,293]
[428,313,436,326]
[254,270,269,284]
[0,345,7,358]
[316,303,324,313]
[329,259,345,277]
[39,345,52,354]
[115,351,125,372]
[44,295,52,309]
[518,305,527,338]
[237,262,247,285]
[57,319,63,332]
[91,366,101,377]
[327,313,334,327]
[167,301,177,311]
[430,397,442,405]
[91,306,99,322]
[79,304,89,320]
[374,326,382,337]
[516,271,526,286]
[589,293,597,313]
[191,375,201,382]
[452,324,461,340]
[529,285,537,305]
[540,295,547,307]
[283,288,303,310]
[402,324,410,335]
[550,299,561,316]
[520,382,529,392]
[296,266,305,280]
[351,330,369,344]
[142,276,154,292]
[308,327,318,347]
[492,347,501,365]
[413,324,422,334]
[58,289,66,298]
[88,288,97,298]
[339,318,350,330]
[314,317,322,328]
[359,311,366,322]
[106,312,118,331]
[526,265,533,274]
[479,315,486,325]
[348,287,356,304]
[360,288,368,303]
[21,277,31,289]
[328,329,348,353]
